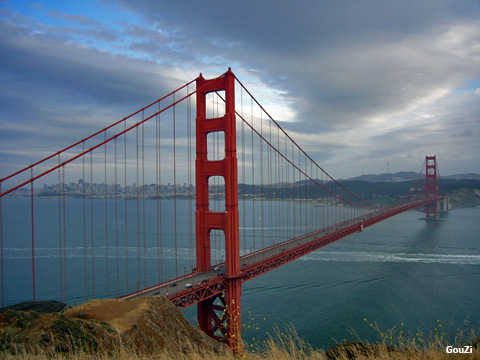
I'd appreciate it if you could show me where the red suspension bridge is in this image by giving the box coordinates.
[0,69,442,351]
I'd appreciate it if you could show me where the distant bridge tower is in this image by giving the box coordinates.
[195,69,241,351]
[425,155,438,219]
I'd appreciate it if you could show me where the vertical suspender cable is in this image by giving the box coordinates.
[156,106,160,282]
[90,152,95,298]
[314,166,318,229]
[280,131,285,244]
[251,98,255,252]
[350,190,352,221]
[333,182,336,224]
[30,169,35,302]
[285,136,290,240]
[124,121,129,293]
[276,130,280,246]
[280,131,283,243]
[269,119,273,246]
[286,136,289,240]
[291,141,295,238]
[299,150,302,235]
[321,170,324,228]
[142,112,146,287]
[271,125,274,246]
[104,131,109,297]
[300,155,308,234]
[157,102,163,283]
[278,129,288,242]
[309,161,316,231]
[62,166,67,303]
[328,178,331,227]
[273,126,277,245]
[187,86,193,271]
[241,88,246,255]
[216,114,220,263]
[0,181,3,307]
[331,176,334,227]
[305,159,308,232]
[278,127,282,244]
[217,102,221,263]
[335,182,338,225]
[260,109,264,251]
[115,138,119,296]
[173,93,178,278]
[136,123,140,290]
[57,156,63,303]
[284,135,287,241]
[314,164,316,228]
[335,183,337,224]
[305,156,308,233]
[82,143,87,300]
[326,175,329,227]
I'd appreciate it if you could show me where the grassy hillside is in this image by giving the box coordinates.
[1,298,478,359]
[2,328,479,359]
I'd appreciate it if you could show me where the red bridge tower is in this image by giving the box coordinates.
[425,155,438,219]
[195,69,242,350]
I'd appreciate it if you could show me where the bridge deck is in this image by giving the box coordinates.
[120,197,437,308]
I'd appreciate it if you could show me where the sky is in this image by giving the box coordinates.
[1,0,479,181]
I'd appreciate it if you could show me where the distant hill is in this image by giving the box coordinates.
[348,171,419,182]
[348,171,480,182]
[442,173,480,180]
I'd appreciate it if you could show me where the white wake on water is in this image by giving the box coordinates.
[300,251,480,265]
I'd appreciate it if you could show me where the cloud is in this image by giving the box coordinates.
[47,10,104,27]
[451,129,474,138]
[0,17,198,177]
[1,0,479,180]
[106,1,480,131]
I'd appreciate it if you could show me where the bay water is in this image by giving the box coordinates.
[1,197,479,349]
[232,206,480,349]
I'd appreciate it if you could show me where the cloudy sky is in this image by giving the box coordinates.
[1,0,479,180]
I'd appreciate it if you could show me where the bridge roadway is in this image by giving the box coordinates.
[120,197,437,308]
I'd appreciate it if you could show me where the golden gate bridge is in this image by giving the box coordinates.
[0,69,442,351]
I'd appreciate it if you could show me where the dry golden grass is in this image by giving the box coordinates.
[63,298,150,333]
[2,298,478,359]
[2,325,479,360]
